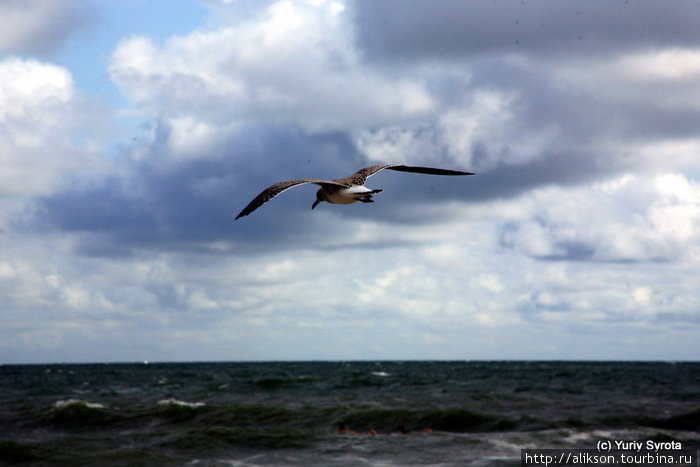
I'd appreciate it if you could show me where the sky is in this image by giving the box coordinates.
[1,0,699,363]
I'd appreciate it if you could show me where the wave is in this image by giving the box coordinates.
[151,399,212,424]
[338,407,518,433]
[641,408,700,432]
[50,398,116,428]
[54,399,105,410]
[156,398,206,409]
[156,426,318,451]
[335,407,700,434]
[36,399,700,441]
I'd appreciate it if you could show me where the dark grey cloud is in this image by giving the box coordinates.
[33,140,617,258]
[32,123,383,255]
[354,1,700,61]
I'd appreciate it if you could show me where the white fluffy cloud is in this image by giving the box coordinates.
[108,0,433,145]
[500,173,700,262]
[0,57,108,196]
[354,87,560,174]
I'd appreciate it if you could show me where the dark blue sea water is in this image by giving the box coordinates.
[0,361,698,466]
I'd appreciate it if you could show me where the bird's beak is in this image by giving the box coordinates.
[311,200,320,210]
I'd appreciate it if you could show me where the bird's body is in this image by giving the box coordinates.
[235,163,474,219]
[321,185,381,205]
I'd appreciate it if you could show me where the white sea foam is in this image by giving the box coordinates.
[157,398,206,409]
[563,430,595,444]
[489,437,532,453]
[54,399,105,410]
[371,371,390,377]
[592,429,614,438]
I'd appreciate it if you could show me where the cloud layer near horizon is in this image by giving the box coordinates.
[1,0,699,362]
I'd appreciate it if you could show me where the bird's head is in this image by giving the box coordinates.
[311,189,325,210]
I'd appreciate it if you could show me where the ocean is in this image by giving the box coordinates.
[0,361,698,466]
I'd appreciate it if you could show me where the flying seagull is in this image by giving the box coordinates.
[235,163,474,219]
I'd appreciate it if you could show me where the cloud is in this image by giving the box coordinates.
[355,88,558,173]
[0,57,110,197]
[352,1,700,176]
[33,123,363,253]
[0,0,95,57]
[553,49,700,126]
[499,173,700,262]
[108,0,433,135]
[354,1,700,61]
[4,1,700,362]
[31,0,700,258]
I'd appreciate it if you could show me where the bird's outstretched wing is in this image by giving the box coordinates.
[235,178,346,219]
[348,164,474,186]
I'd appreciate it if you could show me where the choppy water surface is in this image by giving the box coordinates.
[1,361,698,465]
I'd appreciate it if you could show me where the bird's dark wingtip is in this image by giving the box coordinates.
[387,165,476,176]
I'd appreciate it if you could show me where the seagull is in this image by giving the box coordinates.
[235,163,474,219]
